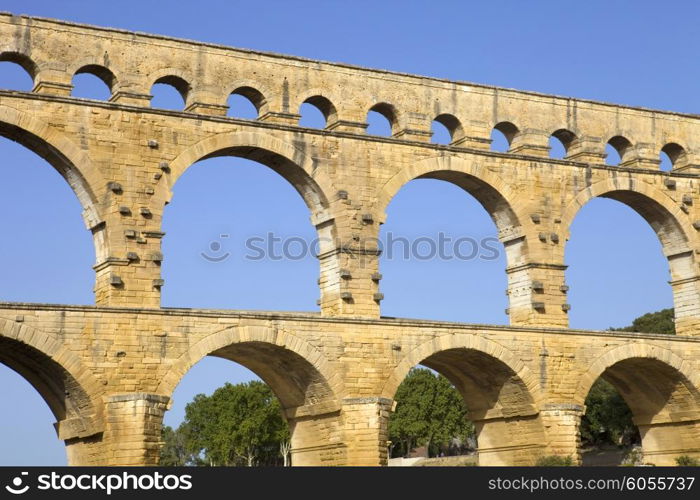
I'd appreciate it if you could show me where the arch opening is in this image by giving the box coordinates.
[0,334,100,465]
[367,102,397,137]
[549,129,576,159]
[0,130,96,303]
[386,344,544,465]
[0,54,35,91]
[491,122,518,152]
[151,75,190,110]
[159,331,340,466]
[580,377,639,465]
[565,196,677,330]
[227,87,266,119]
[299,95,336,128]
[660,143,686,171]
[162,144,329,310]
[72,65,115,100]
[379,175,512,323]
[606,136,633,166]
[578,356,700,465]
[432,114,462,145]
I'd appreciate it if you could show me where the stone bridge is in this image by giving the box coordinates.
[0,13,699,465]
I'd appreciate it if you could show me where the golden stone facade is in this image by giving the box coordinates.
[0,13,699,466]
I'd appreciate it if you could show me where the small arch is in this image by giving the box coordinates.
[299,95,337,128]
[74,65,116,92]
[491,121,519,152]
[72,65,115,100]
[0,52,38,82]
[549,129,576,159]
[228,86,266,119]
[150,75,191,110]
[367,102,398,137]
[660,143,686,171]
[432,113,463,145]
[606,136,633,166]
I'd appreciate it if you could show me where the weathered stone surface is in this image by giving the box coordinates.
[0,14,699,466]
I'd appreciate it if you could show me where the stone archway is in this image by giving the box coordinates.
[383,333,545,465]
[0,318,104,464]
[157,324,344,466]
[575,343,700,465]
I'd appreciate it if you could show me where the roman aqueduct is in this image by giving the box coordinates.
[0,13,699,465]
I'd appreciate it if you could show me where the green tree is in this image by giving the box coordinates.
[160,424,200,466]
[611,308,675,335]
[161,381,290,466]
[389,368,474,458]
[580,379,638,446]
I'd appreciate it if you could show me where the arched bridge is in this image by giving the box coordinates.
[0,13,699,466]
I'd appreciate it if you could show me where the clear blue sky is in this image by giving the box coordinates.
[0,0,691,464]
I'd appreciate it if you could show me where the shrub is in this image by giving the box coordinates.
[621,447,644,466]
[535,455,573,466]
[675,455,699,466]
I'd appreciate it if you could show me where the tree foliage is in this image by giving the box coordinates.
[160,381,290,466]
[610,308,675,335]
[580,378,638,446]
[388,368,474,458]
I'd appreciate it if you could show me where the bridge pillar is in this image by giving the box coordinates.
[509,129,551,157]
[566,136,607,165]
[340,397,392,466]
[92,186,166,307]
[32,66,73,96]
[185,86,229,116]
[286,407,346,466]
[620,142,662,169]
[473,415,546,465]
[635,415,700,465]
[506,262,569,328]
[55,414,105,465]
[451,120,492,150]
[393,112,433,143]
[317,206,382,317]
[102,393,169,466]
[669,272,700,337]
[540,403,584,464]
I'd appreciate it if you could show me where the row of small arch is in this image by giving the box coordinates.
[0,52,689,169]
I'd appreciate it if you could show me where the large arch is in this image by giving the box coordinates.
[157,324,343,465]
[574,343,700,464]
[562,178,699,334]
[166,130,334,218]
[382,333,545,465]
[562,179,694,253]
[377,155,532,326]
[377,155,526,243]
[0,318,104,463]
[0,104,107,259]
